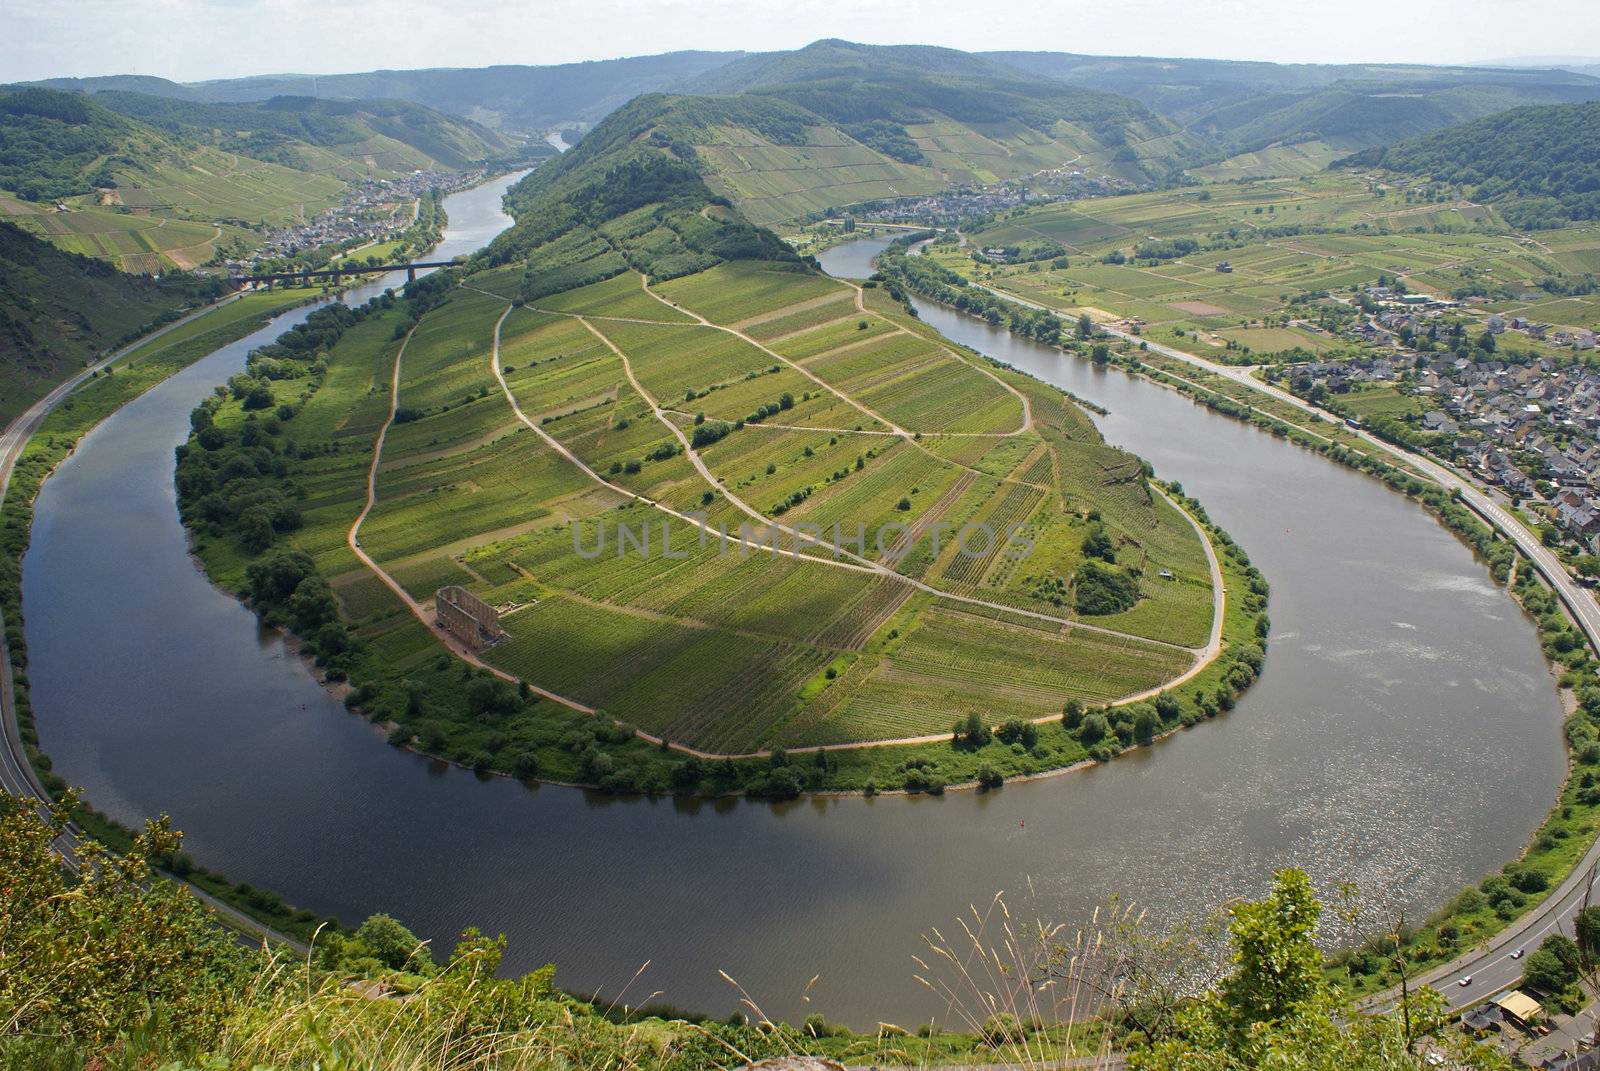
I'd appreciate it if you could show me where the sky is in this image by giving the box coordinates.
[6,0,1600,83]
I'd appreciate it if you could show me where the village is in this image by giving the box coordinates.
[853,169,1136,227]
[1275,283,1600,554]
[223,168,484,275]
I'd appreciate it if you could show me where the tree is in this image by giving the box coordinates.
[1211,868,1325,1042]
[1134,869,1504,1070]
[0,790,255,1050]
[955,712,991,748]
[353,913,431,973]
[236,503,277,553]
[1077,312,1094,339]
[1081,527,1115,562]
[1523,934,1579,997]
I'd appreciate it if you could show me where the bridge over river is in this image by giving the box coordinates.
[232,259,462,288]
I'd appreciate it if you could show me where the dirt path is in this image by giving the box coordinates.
[345,318,598,716]
[542,300,1196,649]
[342,282,1232,761]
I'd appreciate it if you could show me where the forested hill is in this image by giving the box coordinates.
[1341,102,1600,228]
[481,93,799,300]
[0,88,135,201]
[0,222,225,421]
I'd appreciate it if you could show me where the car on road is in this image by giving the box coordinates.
[1457,975,1473,987]
[1510,947,1525,959]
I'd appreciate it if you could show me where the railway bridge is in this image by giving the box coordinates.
[230,259,462,289]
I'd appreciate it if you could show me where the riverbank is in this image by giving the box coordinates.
[874,241,1600,999]
[0,286,329,941]
[175,259,1267,798]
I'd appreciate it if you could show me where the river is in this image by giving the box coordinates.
[21,224,1566,1026]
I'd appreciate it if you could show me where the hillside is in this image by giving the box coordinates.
[482,93,799,292]
[988,51,1600,177]
[1342,101,1600,228]
[479,41,1201,228]
[0,222,226,422]
[682,40,1202,209]
[0,85,528,272]
[31,51,749,132]
[89,92,520,174]
[0,86,521,196]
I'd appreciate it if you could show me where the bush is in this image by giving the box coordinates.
[1074,560,1140,615]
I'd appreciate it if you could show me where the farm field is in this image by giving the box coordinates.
[255,258,1222,755]
[0,190,253,274]
[949,172,1600,351]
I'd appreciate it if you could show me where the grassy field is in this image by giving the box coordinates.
[215,261,1221,756]
[951,171,1600,345]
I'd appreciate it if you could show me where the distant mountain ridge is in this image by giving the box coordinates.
[982,51,1600,170]
[28,52,749,133]
[29,43,1600,181]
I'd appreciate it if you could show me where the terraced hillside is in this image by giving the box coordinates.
[0,87,526,271]
[945,170,1600,351]
[532,41,1202,228]
[194,258,1216,756]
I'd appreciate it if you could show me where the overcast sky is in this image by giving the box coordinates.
[7,0,1599,83]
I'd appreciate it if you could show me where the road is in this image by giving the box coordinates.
[0,293,306,952]
[967,278,1600,1012]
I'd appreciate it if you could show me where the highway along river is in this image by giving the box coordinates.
[23,219,1566,1026]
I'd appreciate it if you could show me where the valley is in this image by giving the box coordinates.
[6,24,1600,1069]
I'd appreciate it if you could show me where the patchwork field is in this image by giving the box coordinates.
[267,259,1220,754]
[951,171,1600,352]
[0,143,361,272]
